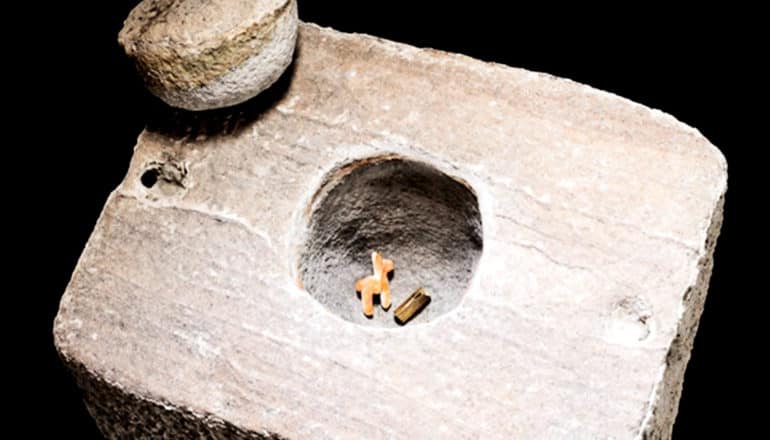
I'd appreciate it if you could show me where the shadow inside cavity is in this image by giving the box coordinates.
[300,156,483,328]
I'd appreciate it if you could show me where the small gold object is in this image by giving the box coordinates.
[394,288,431,325]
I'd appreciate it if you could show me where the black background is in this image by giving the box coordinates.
[30,2,757,438]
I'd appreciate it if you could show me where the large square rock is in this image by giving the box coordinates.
[55,23,726,439]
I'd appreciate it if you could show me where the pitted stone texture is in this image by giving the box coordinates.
[119,0,298,111]
[55,23,726,439]
[300,156,483,327]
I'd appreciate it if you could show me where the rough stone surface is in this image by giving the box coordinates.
[300,156,483,327]
[119,0,298,111]
[55,23,727,439]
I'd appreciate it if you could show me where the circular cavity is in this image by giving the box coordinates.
[119,0,298,111]
[140,168,159,188]
[299,156,483,327]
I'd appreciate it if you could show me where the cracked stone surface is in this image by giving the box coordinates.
[55,23,726,439]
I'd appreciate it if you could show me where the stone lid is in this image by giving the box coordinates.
[118,0,297,110]
[119,0,290,56]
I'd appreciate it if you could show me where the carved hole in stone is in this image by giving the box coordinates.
[141,168,160,188]
[299,156,483,327]
[139,161,188,197]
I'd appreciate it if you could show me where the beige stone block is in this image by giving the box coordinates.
[55,23,726,439]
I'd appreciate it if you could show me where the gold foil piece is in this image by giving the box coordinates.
[394,288,431,325]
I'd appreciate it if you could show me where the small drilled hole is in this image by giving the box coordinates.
[141,168,159,188]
